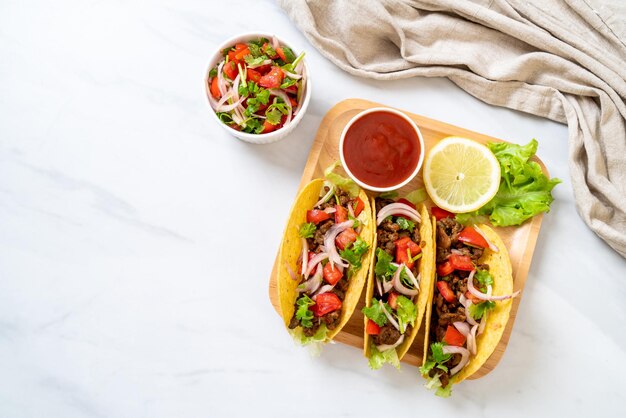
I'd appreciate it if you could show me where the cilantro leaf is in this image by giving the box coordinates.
[265,98,290,125]
[396,217,415,232]
[296,294,315,328]
[281,46,296,63]
[368,343,400,370]
[244,54,269,66]
[362,298,390,327]
[262,43,276,58]
[430,342,452,364]
[469,300,495,320]
[374,248,397,279]
[280,77,297,89]
[299,222,316,239]
[209,68,217,78]
[248,43,262,58]
[339,237,369,269]
[241,117,264,134]
[395,295,417,333]
[216,112,233,124]
[474,269,494,291]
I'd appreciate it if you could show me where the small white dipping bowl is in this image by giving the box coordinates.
[339,107,425,192]
[204,32,311,145]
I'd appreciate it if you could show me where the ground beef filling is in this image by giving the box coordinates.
[429,217,488,387]
[290,188,359,334]
[369,199,421,347]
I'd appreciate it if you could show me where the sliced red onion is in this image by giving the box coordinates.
[348,203,355,219]
[478,312,488,335]
[392,264,419,297]
[323,207,336,214]
[467,270,520,301]
[216,61,226,96]
[312,285,334,300]
[294,66,306,116]
[376,203,421,225]
[443,346,470,376]
[453,321,470,337]
[379,300,399,330]
[215,90,234,109]
[216,95,245,113]
[304,252,328,279]
[269,89,293,124]
[232,74,241,101]
[451,249,463,255]
[272,35,279,50]
[376,278,383,296]
[300,238,309,279]
[473,224,499,252]
[376,334,405,352]
[314,184,334,208]
[283,71,302,80]
[247,59,272,69]
[324,221,353,268]
[468,324,479,355]
[382,278,394,294]
[284,261,297,281]
[459,294,468,307]
[300,264,323,294]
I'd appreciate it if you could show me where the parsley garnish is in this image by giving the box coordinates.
[374,248,397,279]
[265,98,290,125]
[209,68,217,78]
[362,298,391,327]
[296,294,315,328]
[299,222,316,239]
[396,217,415,232]
[469,300,495,320]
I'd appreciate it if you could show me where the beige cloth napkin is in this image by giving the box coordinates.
[279,0,626,258]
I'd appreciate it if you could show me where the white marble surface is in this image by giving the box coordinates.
[1,0,626,417]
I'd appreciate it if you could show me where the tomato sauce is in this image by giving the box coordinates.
[342,111,421,188]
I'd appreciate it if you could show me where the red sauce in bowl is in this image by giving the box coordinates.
[342,111,421,188]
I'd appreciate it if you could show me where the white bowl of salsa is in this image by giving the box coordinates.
[339,107,425,192]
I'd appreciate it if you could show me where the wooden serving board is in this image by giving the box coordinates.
[268,99,547,379]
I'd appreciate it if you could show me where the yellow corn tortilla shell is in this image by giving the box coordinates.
[421,222,514,385]
[363,204,435,361]
[277,178,375,343]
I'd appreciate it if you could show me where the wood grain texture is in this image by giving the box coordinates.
[268,99,547,379]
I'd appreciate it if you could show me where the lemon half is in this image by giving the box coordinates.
[423,136,501,213]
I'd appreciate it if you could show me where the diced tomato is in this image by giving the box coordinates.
[335,205,348,223]
[289,97,298,108]
[246,68,262,83]
[458,226,489,249]
[261,120,278,133]
[336,228,358,251]
[465,290,483,305]
[366,319,380,335]
[395,237,421,269]
[223,61,238,80]
[396,198,417,220]
[235,47,250,61]
[227,50,237,62]
[437,261,454,277]
[284,85,298,95]
[323,263,343,285]
[276,47,287,62]
[306,209,331,225]
[259,66,284,89]
[311,293,342,317]
[353,197,365,216]
[432,206,454,220]
[388,292,399,310]
[256,64,272,74]
[234,43,248,52]
[443,325,466,347]
[436,280,456,303]
[209,77,220,99]
[448,254,475,271]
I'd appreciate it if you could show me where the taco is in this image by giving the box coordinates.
[362,197,435,369]
[277,174,374,346]
[420,214,519,396]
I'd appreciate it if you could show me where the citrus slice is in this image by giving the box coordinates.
[423,136,501,213]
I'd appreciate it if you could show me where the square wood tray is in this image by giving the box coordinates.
[268,98,546,378]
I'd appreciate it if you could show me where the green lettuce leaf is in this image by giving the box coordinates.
[362,298,390,327]
[379,191,398,200]
[324,161,360,197]
[404,188,428,205]
[295,294,315,328]
[455,139,561,226]
[291,324,328,355]
[368,343,400,370]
